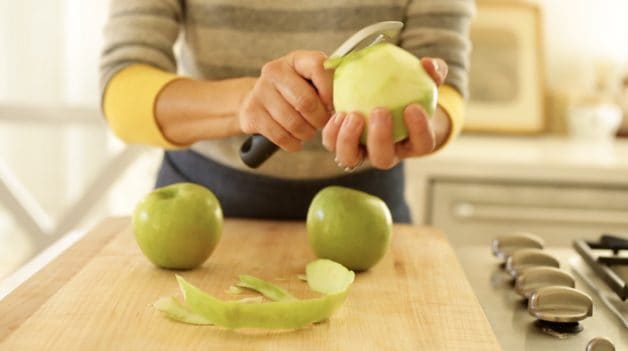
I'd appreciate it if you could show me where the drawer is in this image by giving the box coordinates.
[428,180,628,247]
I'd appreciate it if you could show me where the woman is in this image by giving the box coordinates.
[100,0,473,222]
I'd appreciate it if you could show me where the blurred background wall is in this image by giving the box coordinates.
[3,0,627,105]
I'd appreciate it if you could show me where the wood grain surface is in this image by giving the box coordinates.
[0,217,500,350]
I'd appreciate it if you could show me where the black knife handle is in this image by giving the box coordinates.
[240,134,279,168]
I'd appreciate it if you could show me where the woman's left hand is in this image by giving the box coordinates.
[322,57,450,171]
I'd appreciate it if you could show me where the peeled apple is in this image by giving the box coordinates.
[324,42,438,143]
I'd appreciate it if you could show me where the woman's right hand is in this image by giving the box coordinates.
[238,50,334,152]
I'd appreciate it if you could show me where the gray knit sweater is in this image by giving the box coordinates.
[100,0,474,179]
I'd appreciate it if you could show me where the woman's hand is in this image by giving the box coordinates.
[239,50,334,152]
[322,58,450,170]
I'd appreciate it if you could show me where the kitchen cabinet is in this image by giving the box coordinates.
[429,180,628,246]
[405,136,628,247]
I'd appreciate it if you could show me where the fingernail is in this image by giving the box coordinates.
[407,104,425,117]
[347,113,362,127]
[433,58,447,79]
[334,112,346,124]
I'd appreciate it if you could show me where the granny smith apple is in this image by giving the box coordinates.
[133,182,223,270]
[306,186,393,271]
[324,42,438,144]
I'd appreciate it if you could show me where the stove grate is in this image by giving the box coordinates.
[573,234,628,301]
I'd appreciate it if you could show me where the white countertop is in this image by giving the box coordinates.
[408,135,628,185]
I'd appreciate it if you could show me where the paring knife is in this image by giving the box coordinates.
[239,21,404,169]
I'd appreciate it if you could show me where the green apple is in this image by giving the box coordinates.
[133,182,223,270]
[325,42,438,144]
[306,186,392,271]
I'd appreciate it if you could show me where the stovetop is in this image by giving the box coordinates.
[456,243,628,350]
[574,235,628,301]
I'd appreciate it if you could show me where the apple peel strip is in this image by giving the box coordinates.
[155,277,294,325]
[235,275,297,302]
[153,296,214,325]
[154,259,355,330]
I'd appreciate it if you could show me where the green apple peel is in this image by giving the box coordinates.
[154,259,355,329]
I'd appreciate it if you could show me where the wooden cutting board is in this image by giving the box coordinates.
[0,217,500,350]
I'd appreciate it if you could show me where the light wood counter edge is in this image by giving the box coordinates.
[0,217,129,342]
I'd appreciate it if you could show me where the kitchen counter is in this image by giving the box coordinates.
[410,135,628,183]
[0,217,500,350]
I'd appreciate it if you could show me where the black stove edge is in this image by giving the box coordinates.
[573,240,628,301]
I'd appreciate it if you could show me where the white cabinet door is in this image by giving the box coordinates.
[429,180,628,247]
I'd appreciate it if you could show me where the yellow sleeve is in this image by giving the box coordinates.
[436,84,465,149]
[103,64,185,149]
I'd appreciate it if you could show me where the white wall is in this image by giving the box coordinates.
[0,0,112,217]
[0,0,108,105]
[539,0,628,91]
[2,0,627,105]
[0,0,65,104]
[0,0,159,281]
[63,0,110,105]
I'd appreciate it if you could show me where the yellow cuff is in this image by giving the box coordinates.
[436,85,465,148]
[103,64,183,149]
